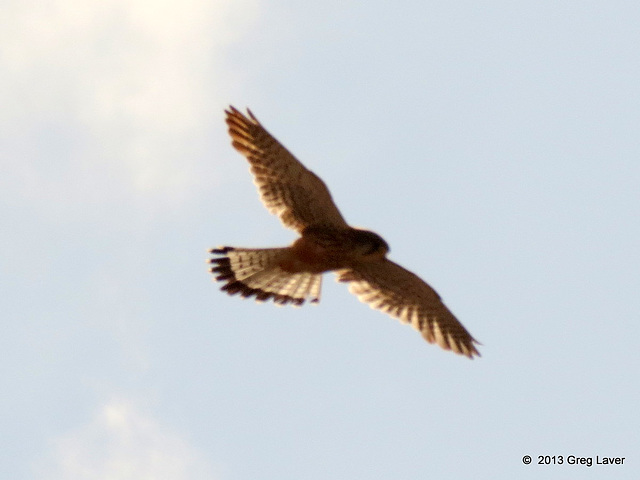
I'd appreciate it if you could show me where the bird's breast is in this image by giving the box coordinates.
[280,232,352,274]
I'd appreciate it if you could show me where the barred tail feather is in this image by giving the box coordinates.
[209,246,322,306]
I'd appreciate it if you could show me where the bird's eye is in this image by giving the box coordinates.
[364,241,382,255]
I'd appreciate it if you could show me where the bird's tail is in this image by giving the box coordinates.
[208,246,322,306]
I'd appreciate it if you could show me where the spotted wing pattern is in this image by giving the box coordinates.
[225,107,348,233]
[338,260,480,358]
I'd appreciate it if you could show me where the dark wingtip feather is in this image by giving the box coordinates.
[210,246,234,254]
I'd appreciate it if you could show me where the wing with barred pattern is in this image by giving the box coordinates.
[226,107,349,233]
[338,260,480,358]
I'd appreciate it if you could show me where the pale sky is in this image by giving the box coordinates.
[2,1,639,479]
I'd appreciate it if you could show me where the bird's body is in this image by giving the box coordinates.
[209,106,481,358]
[288,226,390,273]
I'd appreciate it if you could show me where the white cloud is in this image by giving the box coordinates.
[36,398,218,480]
[0,0,257,204]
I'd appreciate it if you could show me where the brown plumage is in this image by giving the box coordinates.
[209,106,481,358]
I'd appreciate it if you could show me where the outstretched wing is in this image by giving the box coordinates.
[338,260,480,358]
[225,106,349,233]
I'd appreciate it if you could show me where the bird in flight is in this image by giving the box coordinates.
[209,107,480,358]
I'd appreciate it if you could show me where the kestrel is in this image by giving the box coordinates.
[209,106,480,358]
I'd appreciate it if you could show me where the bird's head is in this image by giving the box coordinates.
[352,229,389,259]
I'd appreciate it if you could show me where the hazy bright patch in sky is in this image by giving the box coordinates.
[35,398,216,479]
[2,1,639,479]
